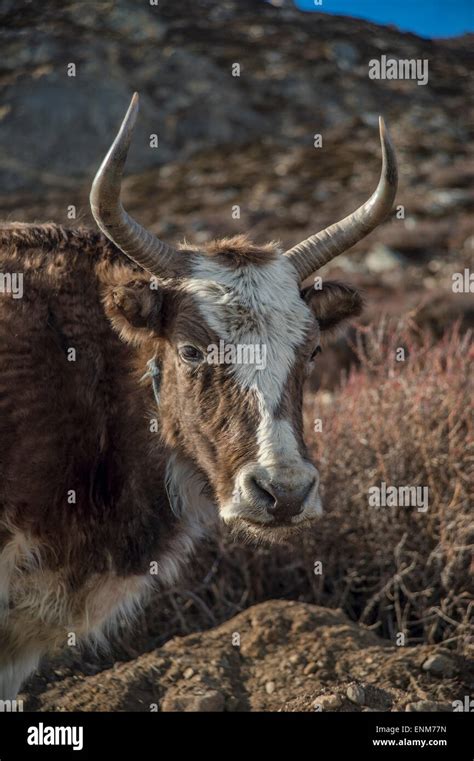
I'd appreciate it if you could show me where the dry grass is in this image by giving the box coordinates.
[307,319,473,649]
[120,320,473,658]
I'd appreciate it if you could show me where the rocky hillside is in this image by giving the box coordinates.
[1,0,473,260]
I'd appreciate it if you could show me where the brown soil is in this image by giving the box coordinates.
[21,600,473,712]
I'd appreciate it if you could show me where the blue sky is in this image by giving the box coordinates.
[293,0,474,38]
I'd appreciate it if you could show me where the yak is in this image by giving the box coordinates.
[0,93,397,699]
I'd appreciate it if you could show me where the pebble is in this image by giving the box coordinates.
[265,681,276,695]
[422,654,456,678]
[183,667,194,679]
[365,245,401,273]
[346,684,366,705]
[303,662,319,675]
[313,694,342,711]
[161,690,224,712]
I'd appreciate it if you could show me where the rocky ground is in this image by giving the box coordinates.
[21,601,473,712]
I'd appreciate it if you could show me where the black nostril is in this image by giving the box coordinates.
[250,477,276,508]
[252,476,316,519]
[267,492,303,518]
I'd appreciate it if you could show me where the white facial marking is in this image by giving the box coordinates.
[255,389,301,467]
[185,251,322,529]
[185,253,313,410]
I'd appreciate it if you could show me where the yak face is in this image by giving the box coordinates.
[92,94,395,541]
[104,237,363,541]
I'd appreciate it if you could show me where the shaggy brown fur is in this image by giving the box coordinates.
[200,235,279,268]
[0,226,178,575]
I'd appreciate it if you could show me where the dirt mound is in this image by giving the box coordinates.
[22,600,472,712]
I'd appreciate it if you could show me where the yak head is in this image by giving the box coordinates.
[92,94,397,541]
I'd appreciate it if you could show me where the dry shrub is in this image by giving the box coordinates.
[125,320,473,657]
[306,319,473,649]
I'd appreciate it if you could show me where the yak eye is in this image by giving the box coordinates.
[178,345,204,364]
[310,346,322,361]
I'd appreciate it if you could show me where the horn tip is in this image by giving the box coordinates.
[378,116,397,189]
[128,92,139,122]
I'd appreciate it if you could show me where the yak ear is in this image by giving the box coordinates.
[302,281,363,337]
[103,277,164,346]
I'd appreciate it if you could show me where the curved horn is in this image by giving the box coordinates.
[284,117,397,282]
[90,93,184,278]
